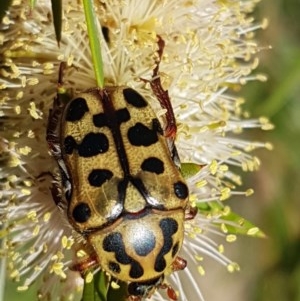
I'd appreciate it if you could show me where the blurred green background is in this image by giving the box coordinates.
[3,0,300,300]
[243,0,300,300]
[205,0,300,300]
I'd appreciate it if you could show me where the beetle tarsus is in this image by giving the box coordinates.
[185,206,198,220]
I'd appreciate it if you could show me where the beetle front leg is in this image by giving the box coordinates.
[151,36,177,140]
[185,205,198,220]
[71,252,99,276]
[143,35,177,140]
[46,62,68,157]
[46,62,73,205]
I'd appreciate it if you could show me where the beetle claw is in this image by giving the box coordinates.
[185,206,198,220]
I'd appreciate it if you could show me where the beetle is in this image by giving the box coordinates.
[46,36,196,300]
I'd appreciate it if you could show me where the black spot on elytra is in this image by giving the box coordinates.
[63,136,77,154]
[127,123,158,146]
[174,181,189,199]
[103,233,131,264]
[133,230,156,256]
[116,108,130,124]
[154,218,178,272]
[93,113,108,128]
[129,262,144,279]
[88,169,113,187]
[72,203,91,223]
[108,261,121,274]
[123,88,148,108]
[65,97,89,122]
[78,132,109,157]
[141,157,164,174]
[93,108,129,128]
[103,232,144,279]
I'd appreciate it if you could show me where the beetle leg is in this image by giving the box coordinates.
[46,62,67,157]
[36,172,63,206]
[36,171,53,180]
[171,256,187,272]
[150,35,177,139]
[46,62,73,151]
[166,285,178,301]
[185,205,198,220]
[49,179,62,206]
[157,257,186,300]
[142,35,177,140]
[46,62,73,204]
[159,283,178,301]
[71,252,99,276]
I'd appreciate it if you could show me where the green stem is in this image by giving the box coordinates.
[29,0,36,9]
[83,0,104,88]
[81,271,107,301]
[51,0,62,46]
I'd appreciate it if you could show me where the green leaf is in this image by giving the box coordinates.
[94,271,107,301]
[197,201,266,238]
[81,271,107,301]
[51,0,62,46]
[83,0,104,88]
[80,271,128,301]
[181,162,204,179]
[0,0,12,23]
[107,281,128,301]
[221,210,266,238]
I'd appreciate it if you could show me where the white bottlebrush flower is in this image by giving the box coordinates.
[0,1,272,301]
